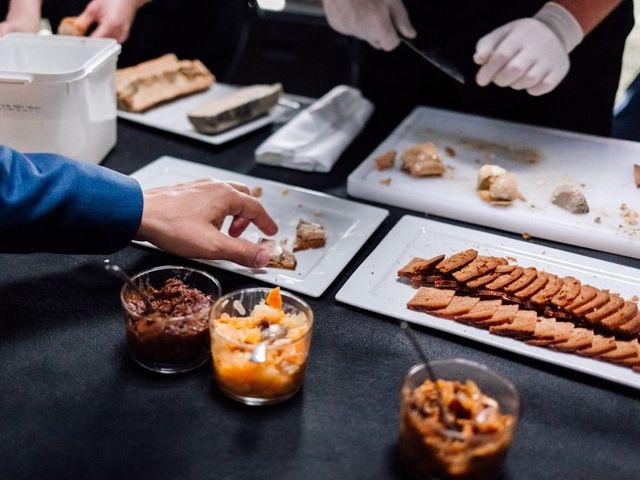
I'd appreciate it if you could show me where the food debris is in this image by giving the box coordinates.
[281,189,289,196]
[251,186,263,198]
[620,203,639,226]
[401,142,445,177]
[631,295,639,302]
[551,183,589,214]
[521,232,532,240]
[374,149,396,171]
[594,216,602,224]
[444,146,456,157]
[380,177,392,186]
[258,238,297,270]
[477,164,520,206]
[634,164,640,188]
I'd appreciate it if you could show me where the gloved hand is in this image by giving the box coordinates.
[322,0,416,51]
[474,2,584,96]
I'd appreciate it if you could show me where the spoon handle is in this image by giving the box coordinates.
[104,263,154,313]
[250,341,268,363]
[400,321,455,430]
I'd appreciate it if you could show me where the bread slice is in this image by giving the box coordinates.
[293,219,326,252]
[407,288,455,311]
[116,54,215,112]
[188,83,282,134]
[258,238,297,270]
[58,17,86,36]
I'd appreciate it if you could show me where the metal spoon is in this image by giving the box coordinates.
[400,321,456,431]
[103,260,154,313]
[250,323,287,363]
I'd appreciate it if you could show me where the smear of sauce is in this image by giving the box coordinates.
[423,128,541,165]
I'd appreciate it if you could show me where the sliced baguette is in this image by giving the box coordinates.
[116,54,215,113]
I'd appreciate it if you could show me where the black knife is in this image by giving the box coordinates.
[400,36,466,84]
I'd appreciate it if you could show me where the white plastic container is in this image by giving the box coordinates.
[0,33,121,164]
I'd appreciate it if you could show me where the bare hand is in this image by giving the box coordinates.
[322,0,416,51]
[135,179,279,268]
[76,0,149,43]
[0,0,40,38]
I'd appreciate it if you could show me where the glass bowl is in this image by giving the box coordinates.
[120,265,221,374]
[398,359,519,480]
[210,287,314,405]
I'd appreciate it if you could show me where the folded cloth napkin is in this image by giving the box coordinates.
[255,85,374,172]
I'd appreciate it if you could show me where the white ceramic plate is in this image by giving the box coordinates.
[347,106,640,259]
[130,156,389,297]
[118,83,290,145]
[335,214,640,389]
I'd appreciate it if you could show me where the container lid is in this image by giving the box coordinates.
[0,33,121,84]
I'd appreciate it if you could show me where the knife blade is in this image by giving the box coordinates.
[400,37,465,84]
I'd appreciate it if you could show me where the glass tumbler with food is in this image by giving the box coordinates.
[210,287,313,406]
[399,359,519,480]
[120,266,221,374]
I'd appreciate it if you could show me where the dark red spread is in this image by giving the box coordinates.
[124,278,213,367]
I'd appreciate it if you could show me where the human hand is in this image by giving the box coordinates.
[0,0,40,38]
[474,2,583,96]
[76,0,149,43]
[322,0,416,51]
[0,18,37,37]
[136,179,279,268]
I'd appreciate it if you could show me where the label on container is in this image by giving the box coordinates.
[0,103,41,113]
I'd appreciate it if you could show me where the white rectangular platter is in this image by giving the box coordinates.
[130,156,388,297]
[348,106,640,259]
[118,83,289,145]
[335,214,640,390]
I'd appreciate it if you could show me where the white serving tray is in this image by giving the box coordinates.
[336,214,640,390]
[347,106,640,259]
[130,156,388,297]
[118,83,289,145]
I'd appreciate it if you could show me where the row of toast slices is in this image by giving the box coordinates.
[398,250,640,373]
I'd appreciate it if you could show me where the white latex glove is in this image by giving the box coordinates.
[474,2,584,96]
[322,0,416,51]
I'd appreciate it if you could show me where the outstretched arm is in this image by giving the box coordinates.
[0,145,277,267]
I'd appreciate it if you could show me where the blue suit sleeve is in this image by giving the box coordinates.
[0,145,143,254]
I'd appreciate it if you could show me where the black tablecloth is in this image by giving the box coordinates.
[1,110,639,480]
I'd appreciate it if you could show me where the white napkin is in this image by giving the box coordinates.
[255,85,374,172]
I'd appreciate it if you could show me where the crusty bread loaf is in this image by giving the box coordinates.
[116,54,215,113]
[187,83,282,134]
[58,17,86,36]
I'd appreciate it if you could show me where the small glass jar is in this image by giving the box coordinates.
[210,287,314,406]
[398,359,519,480]
[120,265,221,374]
